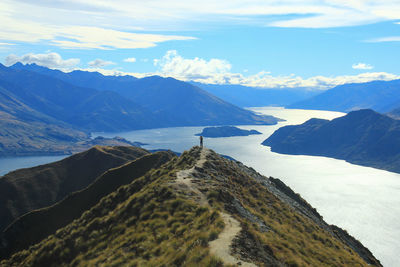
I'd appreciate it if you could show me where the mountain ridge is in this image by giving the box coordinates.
[7,63,280,128]
[263,109,400,173]
[0,146,381,266]
[287,79,400,113]
[0,146,149,232]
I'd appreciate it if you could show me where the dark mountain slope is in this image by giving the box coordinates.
[9,63,280,127]
[0,81,61,125]
[287,79,400,112]
[0,65,155,132]
[0,150,175,259]
[0,147,380,266]
[0,81,91,156]
[0,146,149,232]
[118,76,279,126]
[263,109,400,173]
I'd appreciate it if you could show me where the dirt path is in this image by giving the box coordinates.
[175,147,256,266]
[175,148,209,206]
[209,213,256,267]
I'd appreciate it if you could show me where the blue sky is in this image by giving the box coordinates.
[1,0,400,89]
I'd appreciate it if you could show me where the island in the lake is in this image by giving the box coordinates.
[195,126,262,138]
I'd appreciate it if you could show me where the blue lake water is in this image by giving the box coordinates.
[0,155,66,176]
[94,107,400,267]
[1,107,399,266]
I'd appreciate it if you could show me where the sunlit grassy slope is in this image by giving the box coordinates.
[0,147,381,266]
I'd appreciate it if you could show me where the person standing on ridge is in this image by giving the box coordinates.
[200,136,203,148]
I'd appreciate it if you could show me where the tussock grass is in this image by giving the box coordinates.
[1,151,224,267]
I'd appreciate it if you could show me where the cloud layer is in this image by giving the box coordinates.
[5,52,80,69]
[0,1,195,50]
[3,0,400,31]
[154,50,400,89]
[154,50,231,80]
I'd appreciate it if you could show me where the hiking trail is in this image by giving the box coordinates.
[175,147,256,266]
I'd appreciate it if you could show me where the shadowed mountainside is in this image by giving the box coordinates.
[263,109,400,173]
[0,146,381,266]
[0,146,149,232]
[0,150,175,259]
[0,81,90,156]
[0,64,156,132]
[0,63,281,156]
[287,79,400,113]
[8,63,280,128]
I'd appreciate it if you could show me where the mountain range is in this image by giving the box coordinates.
[263,109,400,173]
[0,146,381,266]
[8,63,279,128]
[0,63,280,156]
[287,79,400,113]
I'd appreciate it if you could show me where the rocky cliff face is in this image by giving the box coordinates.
[0,146,381,266]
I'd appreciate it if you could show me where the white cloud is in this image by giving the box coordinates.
[352,63,374,70]
[123,57,136,63]
[155,50,232,80]
[0,0,399,49]
[151,50,400,89]
[88,59,115,68]
[0,1,196,49]
[366,36,400,42]
[4,52,80,69]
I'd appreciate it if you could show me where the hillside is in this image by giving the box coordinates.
[0,146,149,232]
[195,126,262,138]
[9,63,280,127]
[0,64,156,132]
[0,81,90,156]
[0,146,380,266]
[263,109,400,173]
[287,79,400,112]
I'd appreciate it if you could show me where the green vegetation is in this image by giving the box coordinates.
[0,146,380,266]
[1,150,224,266]
[0,146,149,233]
[202,149,377,266]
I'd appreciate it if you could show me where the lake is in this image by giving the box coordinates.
[95,107,400,267]
[2,107,399,266]
[0,155,66,176]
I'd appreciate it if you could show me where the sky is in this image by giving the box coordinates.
[1,0,400,89]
